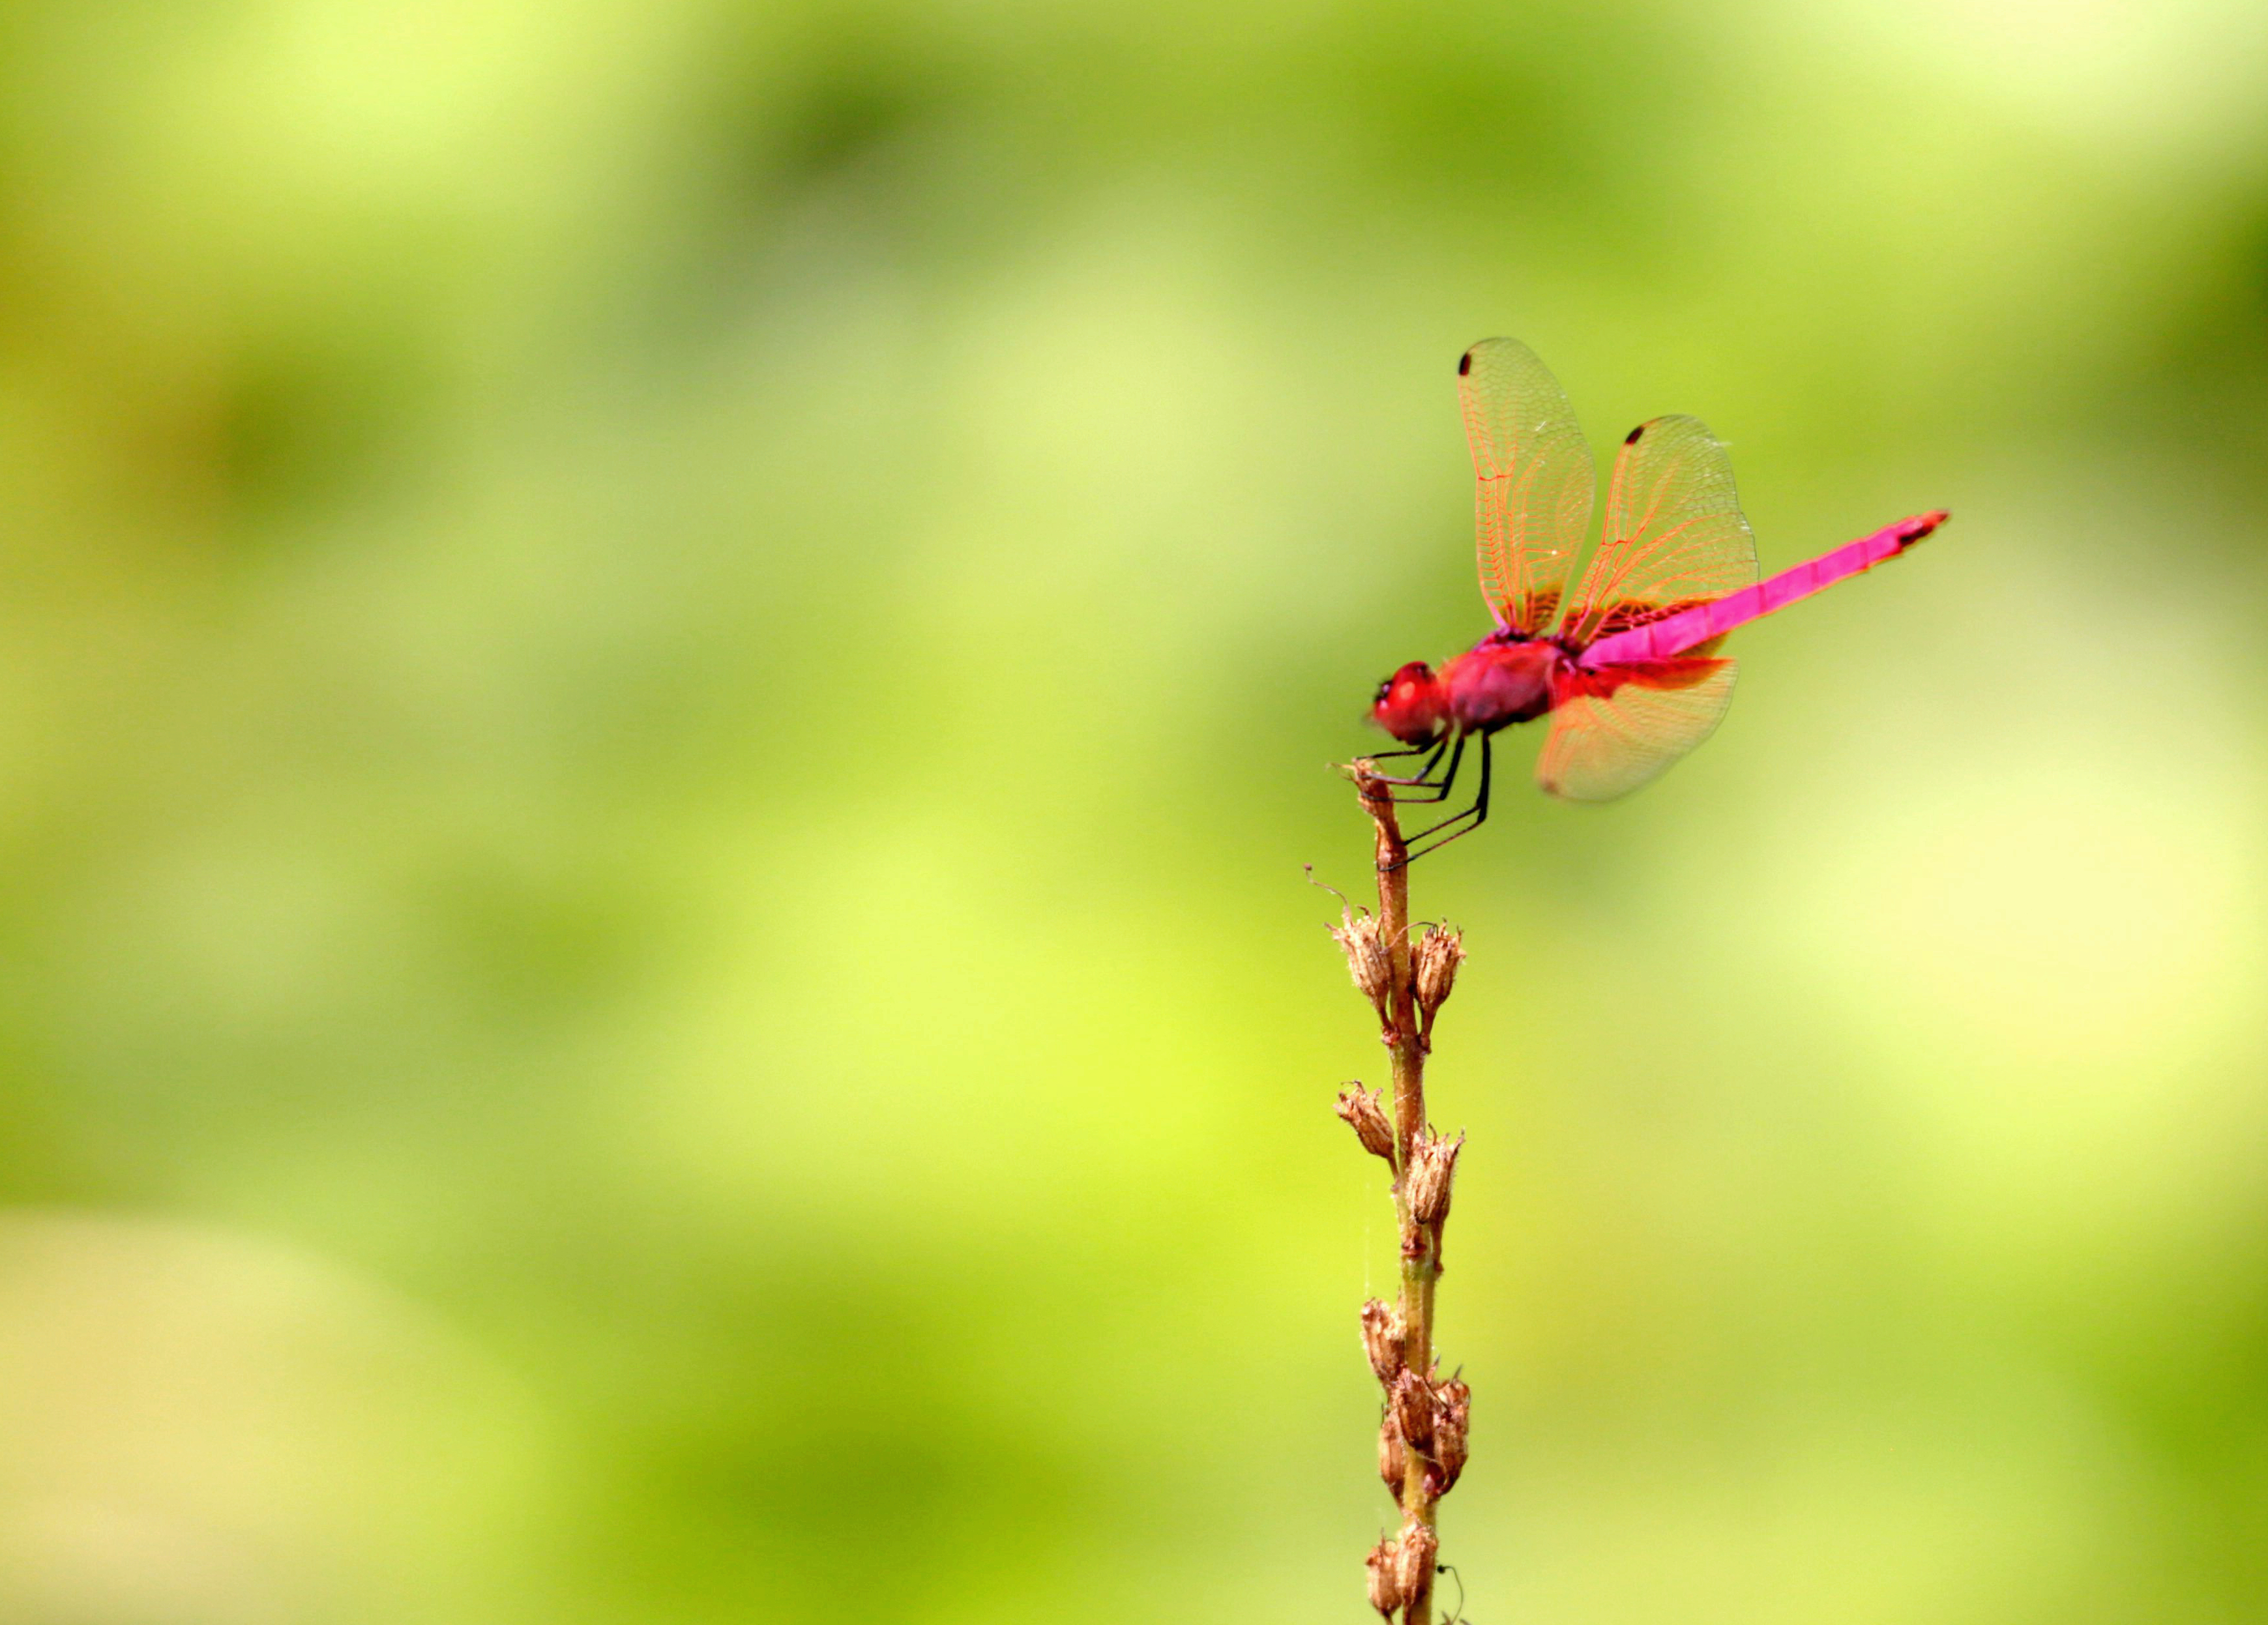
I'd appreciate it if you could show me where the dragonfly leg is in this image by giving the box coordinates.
[1372,733,1465,802]
[1387,733,1492,866]
[1364,735,1449,783]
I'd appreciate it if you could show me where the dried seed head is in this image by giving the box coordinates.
[1336,1084,1397,1164]
[1407,1130,1464,1227]
[1365,1536,1402,1618]
[1413,923,1466,1017]
[1378,1407,1408,1498]
[1359,1298,1406,1386]
[1394,1517,1438,1601]
[1432,1375,1471,1497]
[1390,1367,1435,1454]
[1329,909,1392,1014]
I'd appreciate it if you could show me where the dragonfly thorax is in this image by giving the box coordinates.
[1440,636,1561,733]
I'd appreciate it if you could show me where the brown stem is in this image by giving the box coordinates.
[1355,766,1439,1625]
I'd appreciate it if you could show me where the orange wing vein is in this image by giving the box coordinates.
[1458,338,1595,637]
[1560,414,1756,651]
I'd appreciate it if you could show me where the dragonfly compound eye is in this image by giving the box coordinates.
[1370,662,1445,744]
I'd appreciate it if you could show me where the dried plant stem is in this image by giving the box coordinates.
[1366,775,1439,1625]
[1335,765,1468,1625]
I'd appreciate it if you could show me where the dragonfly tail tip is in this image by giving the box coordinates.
[1902,509,1950,545]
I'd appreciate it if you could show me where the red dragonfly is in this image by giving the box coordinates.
[1368,338,1947,858]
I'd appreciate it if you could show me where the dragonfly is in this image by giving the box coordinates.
[1368,338,1946,860]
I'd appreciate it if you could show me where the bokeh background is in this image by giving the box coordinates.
[2,1,2266,1621]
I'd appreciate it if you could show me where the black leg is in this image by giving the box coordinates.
[1366,735,1450,785]
[1387,733,1494,866]
[1373,731,1465,802]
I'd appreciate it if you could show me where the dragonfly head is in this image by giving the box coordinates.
[1370,662,1447,745]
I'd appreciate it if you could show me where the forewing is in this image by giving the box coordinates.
[1535,658,1738,802]
[1458,338,1595,636]
[1561,415,1756,649]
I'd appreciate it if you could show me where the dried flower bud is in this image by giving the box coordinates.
[1394,1517,1438,1601]
[1390,1367,1435,1454]
[1378,1407,1408,1498]
[1407,1130,1464,1227]
[1431,1375,1470,1497]
[1413,924,1465,1017]
[1328,909,1392,1014]
[1365,1537,1402,1618]
[1359,1298,1406,1386]
[1336,1084,1397,1164]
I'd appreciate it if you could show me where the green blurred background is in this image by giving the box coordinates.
[1,1,2265,1620]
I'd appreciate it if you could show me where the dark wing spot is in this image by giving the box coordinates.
[1623,424,1644,444]
[1457,352,1472,376]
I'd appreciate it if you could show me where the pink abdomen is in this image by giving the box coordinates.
[1579,510,1947,667]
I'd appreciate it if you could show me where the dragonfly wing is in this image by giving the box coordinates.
[1458,338,1595,636]
[1562,414,1757,649]
[1536,658,1737,802]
